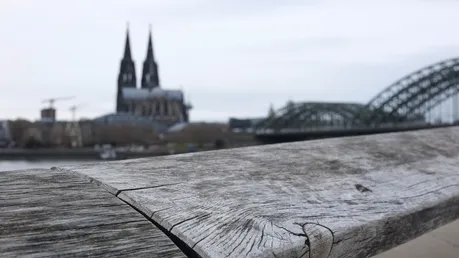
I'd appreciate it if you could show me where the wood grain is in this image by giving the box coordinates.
[61,126,459,258]
[0,169,185,258]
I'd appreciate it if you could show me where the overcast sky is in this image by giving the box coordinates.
[1,0,458,122]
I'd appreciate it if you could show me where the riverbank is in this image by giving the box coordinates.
[0,160,94,171]
[0,141,257,161]
[0,148,171,161]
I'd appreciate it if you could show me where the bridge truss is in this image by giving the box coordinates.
[366,57,459,123]
[256,102,367,131]
[256,57,459,132]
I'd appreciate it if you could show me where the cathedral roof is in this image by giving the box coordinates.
[92,113,168,132]
[122,87,183,101]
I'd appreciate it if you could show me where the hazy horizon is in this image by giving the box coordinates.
[1,0,459,122]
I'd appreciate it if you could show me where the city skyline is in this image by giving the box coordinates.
[1,0,459,122]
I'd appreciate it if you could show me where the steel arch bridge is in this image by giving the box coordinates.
[257,102,368,131]
[257,57,459,131]
[366,57,459,123]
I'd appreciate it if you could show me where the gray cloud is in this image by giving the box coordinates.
[119,0,318,25]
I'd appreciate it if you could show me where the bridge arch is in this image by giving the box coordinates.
[257,57,459,131]
[366,57,459,123]
[257,102,368,131]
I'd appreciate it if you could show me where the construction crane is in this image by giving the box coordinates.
[66,104,85,148]
[42,96,75,109]
[69,104,86,121]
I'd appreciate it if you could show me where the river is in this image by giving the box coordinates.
[0,160,96,172]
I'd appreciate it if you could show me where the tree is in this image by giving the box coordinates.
[9,119,32,146]
[268,104,276,118]
[214,138,225,149]
[285,100,295,115]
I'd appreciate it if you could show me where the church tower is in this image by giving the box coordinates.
[116,24,137,112]
[141,25,160,89]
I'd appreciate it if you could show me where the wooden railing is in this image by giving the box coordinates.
[2,126,459,257]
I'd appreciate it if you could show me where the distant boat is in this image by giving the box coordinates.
[99,144,117,160]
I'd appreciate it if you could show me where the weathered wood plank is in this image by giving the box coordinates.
[61,127,459,258]
[0,169,186,258]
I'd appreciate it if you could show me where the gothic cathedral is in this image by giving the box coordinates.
[116,25,191,126]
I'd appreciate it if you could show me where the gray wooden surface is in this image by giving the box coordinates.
[0,169,185,258]
[61,127,459,258]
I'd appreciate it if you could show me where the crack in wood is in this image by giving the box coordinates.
[225,219,255,257]
[116,197,202,258]
[273,222,336,258]
[151,207,173,218]
[258,223,267,249]
[170,215,204,231]
[115,183,181,196]
[401,183,459,199]
[355,184,372,193]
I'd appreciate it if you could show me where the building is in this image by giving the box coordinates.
[0,120,12,147]
[116,25,191,126]
[40,108,56,122]
[92,113,168,133]
[228,117,265,132]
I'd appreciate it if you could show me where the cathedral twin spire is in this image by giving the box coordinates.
[122,24,133,61]
[141,25,160,89]
[118,23,160,90]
